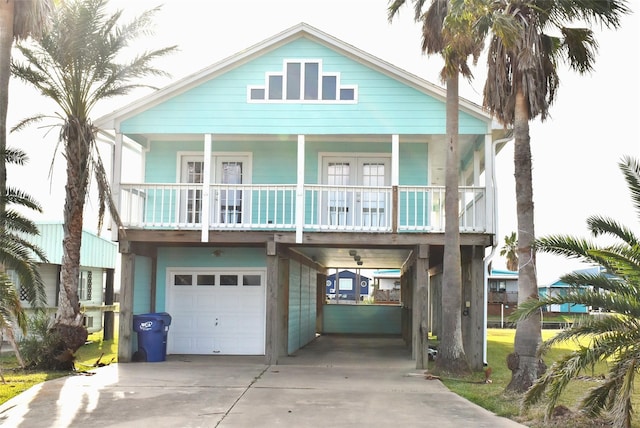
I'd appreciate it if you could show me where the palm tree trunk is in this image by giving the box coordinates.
[54,126,91,353]
[506,88,545,392]
[0,1,14,229]
[435,72,470,375]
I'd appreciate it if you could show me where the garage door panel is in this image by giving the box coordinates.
[172,294,197,311]
[169,336,193,353]
[168,270,265,355]
[216,334,264,355]
[171,314,196,334]
[193,336,217,354]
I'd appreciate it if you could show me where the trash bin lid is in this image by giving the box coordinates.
[134,312,172,326]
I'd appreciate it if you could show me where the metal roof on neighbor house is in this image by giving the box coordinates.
[27,223,117,269]
[489,269,518,279]
[541,266,612,289]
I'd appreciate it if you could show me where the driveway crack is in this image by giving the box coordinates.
[215,365,270,427]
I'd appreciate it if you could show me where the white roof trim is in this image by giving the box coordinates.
[95,22,491,130]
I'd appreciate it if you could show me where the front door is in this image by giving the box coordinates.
[180,157,205,224]
[322,155,389,228]
[179,155,249,225]
[214,158,245,224]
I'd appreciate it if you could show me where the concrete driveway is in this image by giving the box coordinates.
[0,335,526,427]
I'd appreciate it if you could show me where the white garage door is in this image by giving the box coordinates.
[166,269,266,355]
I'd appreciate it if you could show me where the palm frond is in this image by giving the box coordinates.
[0,274,27,335]
[536,234,601,261]
[4,147,29,166]
[9,114,48,134]
[587,215,640,247]
[559,27,597,74]
[4,188,43,213]
[619,155,640,219]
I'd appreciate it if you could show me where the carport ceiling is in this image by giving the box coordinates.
[291,246,413,270]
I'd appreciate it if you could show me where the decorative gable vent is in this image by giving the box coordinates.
[248,59,357,103]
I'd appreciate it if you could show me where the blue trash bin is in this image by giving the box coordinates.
[132,312,172,362]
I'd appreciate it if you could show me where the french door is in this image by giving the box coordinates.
[322,155,389,228]
[180,155,249,225]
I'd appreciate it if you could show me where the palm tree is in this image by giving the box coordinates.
[11,0,176,353]
[513,156,640,428]
[388,0,483,374]
[470,0,630,392]
[500,232,518,271]
[0,0,51,235]
[0,147,48,368]
[1,158,48,309]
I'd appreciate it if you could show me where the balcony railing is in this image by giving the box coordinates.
[118,183,487,233]
[488,291,518,304]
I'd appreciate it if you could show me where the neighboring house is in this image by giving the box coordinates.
[10,222,117,333]
[371,269,401,304]
[326,270,370,302]
[487,268,518,317]
[96,23,510,368]
[538,266,606,314]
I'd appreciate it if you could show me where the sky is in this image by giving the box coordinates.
[6,0,639,285]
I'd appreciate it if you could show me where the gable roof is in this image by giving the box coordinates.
[26,222,117,269]
[489,269,518,279]
[327,270,371,281]
[96,22,494,131]
[542,266,611,288]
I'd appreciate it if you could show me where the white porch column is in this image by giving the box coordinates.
[484,133,494,234]
[391,134,400,186]
[111,131,123,242]
[296,135,305,243]
[201,134,213,243]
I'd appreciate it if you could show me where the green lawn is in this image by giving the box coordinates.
[440,329,639,427]
[0,328,118,405]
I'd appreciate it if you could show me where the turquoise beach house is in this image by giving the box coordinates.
[97,23,510,369]
[538,266,607,314]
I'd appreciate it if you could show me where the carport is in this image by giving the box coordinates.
[266,239,487,370]
[269,243,413,368]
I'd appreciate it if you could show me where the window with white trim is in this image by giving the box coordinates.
[170,271,265,288]
[78,270,92,301]
[248,60,357,103]
[6,270,27,301]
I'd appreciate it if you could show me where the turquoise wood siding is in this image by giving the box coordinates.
[399,143,429,184]
[121,38,487,135]
[288,260,317,354]
[288,261,301,353]
[133,256,152,315]
[155,247,266,311]
[322,305,402,335]
[146,139,429,186]
[145,140,297,184]
[539,287,589,314]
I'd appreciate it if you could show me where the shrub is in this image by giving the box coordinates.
[18,313,76,371]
